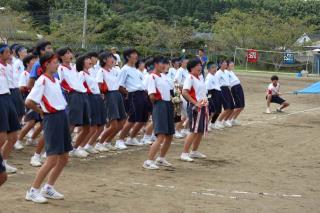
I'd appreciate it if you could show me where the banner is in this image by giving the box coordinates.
[247,49,258,63]
[284,52,295,64]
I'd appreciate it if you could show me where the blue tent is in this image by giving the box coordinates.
[294,81,320,94]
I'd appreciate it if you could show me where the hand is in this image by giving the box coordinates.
[38,108,44,118]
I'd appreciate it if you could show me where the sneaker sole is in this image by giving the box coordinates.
[180,158,194,162]
[25,196,48,204]
[142,165,159,170]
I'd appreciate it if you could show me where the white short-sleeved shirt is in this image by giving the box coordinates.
[183,74,207,102]
[118,64,145,92]
[163,73,174,90]
[0,62,10,94]
[174,67,189,86]
[142,71,150,91]
[79,71,100,95]
[147,72,171,101]
[58,64,86,93]
[89,64,101,80]
[13,59,25,87]
[228,70,241,87]
[5,63,20,89]
[96,67,120,91]
[26,74,67,113]
[205,72,221,91]
[267,83,280,95]
[168,67,178,81]
[113,53,121,65]
[215,69,231,87]
[18,70,30,88]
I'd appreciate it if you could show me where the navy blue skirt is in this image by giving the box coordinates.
[0,94,21,133]
[89,94,106,126]
[231,84,245,108]
[152,100,175,136]
[221,86,235,110]
[9,88,25,117]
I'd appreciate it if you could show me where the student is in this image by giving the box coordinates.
[167,58,180,82]
[198,48,207,77]
[215,60,235,128]
[77,54,106,153]
[25,52,72,203]
[87,52,100,79]
[27,40,54,167]
[205,62,223,130]
[228,61,245,125]
[56,47,91,158]
[180,58,209,162]
[117,48,149,147]
[0,44,21,173]
[111,47,122,67]
[17,54,43,155]
[174,57,190,138]
[266,75,290,114]
[143,56,175,170]
[97,52,127,150]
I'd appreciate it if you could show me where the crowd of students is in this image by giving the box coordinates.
[0,41,246,204]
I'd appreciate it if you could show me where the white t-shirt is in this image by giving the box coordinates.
[168,67,178,81]
[58,64,87,93]
[79,71,100,95]
[215,69,231,87]
[205,72,221,91]
[18,70,30,88]
[0,62,10,94]
[267,83,280,95]
[118,64,145,92]
[5,63,18,89]
[183,74,207,102]
[27,74,67,113]
[174,67,189,86]
[147,72,171,101]
[96,67,121,92]
[228,70,241,87]
[89,64,101,80]
[163,73,174,90]
[113,53,121,65]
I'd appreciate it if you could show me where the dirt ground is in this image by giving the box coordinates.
[1,73,320,213]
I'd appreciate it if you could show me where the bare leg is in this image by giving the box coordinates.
[183,133,197,153]
[2,131,18,160]
[192,133,203,151]
[88,126,104,145]
[129,122,145,138]
[32,155,58,189]
[74,125,90,148]
[118,120,134,140]
[159,135,173,158]
[147,134,165,160]
[18,120,35,140]
[47,153,69,186]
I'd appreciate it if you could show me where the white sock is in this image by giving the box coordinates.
[34,153,40,158]
[31,187,39,192]
[3,160,7,165]
[43,183,53,190]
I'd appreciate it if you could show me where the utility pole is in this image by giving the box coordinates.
[81,0,88,49]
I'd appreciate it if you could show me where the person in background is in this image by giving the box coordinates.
[198,48,208,77]
[111,47,122,67]
[266,75,290,114]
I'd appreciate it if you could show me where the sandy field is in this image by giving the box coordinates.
[1,73,320,213]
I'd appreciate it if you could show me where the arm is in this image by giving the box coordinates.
[25,99,44,117]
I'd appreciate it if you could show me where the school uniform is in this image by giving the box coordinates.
[183,74,209,133]
[97,67,126,123]
[0,62,21,133]
[168,67,178,82]
[229,70,245,109]
[266,83,285,104]
[79,70,106,126]
[88,64,101,80]
[26,74,72,156]
[6,63,25,117]
[118,64,149,123]
[58,64,91,126]
[147,72,175,136]
[215,69,235,110]
[205,72,223,114]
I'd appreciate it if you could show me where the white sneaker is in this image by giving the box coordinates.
[141,136,153,145]
[115,140,128,150]
[69,149,87,158]
[155,157,172,167]
[77,147,89,156]
[224,120,233,127]
[266,108,271,114]
[30,155,42,167]
[5,163,17,173]
[150,134,157,142]
[95,143,109,152]
[174,132,184,139]
[14,140,24,150]
[26,188,48,204]
[181,129,190,136]
[190,151,207,159]
[103,142,117,151]
[215,122,225,130]
[41,186,64,200]
[84,144,99,154]
[41,152,47,162]
[143,160,159,170]
[231,119,241,126]
[180,153,194,162]
[26,138,38,146]
[125,138,143,146]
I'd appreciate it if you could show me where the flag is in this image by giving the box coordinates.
[247,49,258,63]
[284,52,295,64]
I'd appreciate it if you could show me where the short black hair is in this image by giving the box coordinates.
[207,62,217,69]
[76,54,90,72]
[0,43,9,54]
[271,75,279,81]
[187,58,202,72]
[199,48,205,52]
[153,55,166,65]
[135,59,145,69]
[123,48,139,63]
[10,43,19,52]
[39,52,56,68]
[86,51,99,58]
[145,57,155,72]
[23,54,37,68]
[171,57,180,64]
[56,47,72,63]
[99,51,114,67]
[35,40,52,56]
[15,46,26,58]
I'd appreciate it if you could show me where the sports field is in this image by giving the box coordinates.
[1,72,320,213]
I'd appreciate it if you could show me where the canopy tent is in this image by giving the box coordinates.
[294,81,320,94]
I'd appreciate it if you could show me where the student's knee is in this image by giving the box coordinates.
[0,173,7,186]
[267,94,272,100]
[59,154,69,166]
